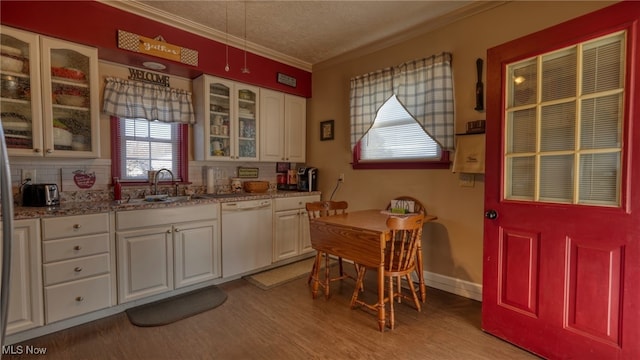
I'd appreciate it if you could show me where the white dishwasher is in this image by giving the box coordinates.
[221,199,273,278]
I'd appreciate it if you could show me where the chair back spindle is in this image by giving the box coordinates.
[306,201,348,219]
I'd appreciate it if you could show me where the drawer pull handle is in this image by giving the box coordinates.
[73,245,82,251]
[174,228,180,232]
[75,296,84,302]
[166,230,172,234]
[73,224,81,230]
[74,267,83,272]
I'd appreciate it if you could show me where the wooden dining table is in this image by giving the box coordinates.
[308,209,437,331]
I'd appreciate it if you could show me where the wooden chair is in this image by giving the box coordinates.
[350,213,425,329]
[386,196,427,302]
[306,201,355,298]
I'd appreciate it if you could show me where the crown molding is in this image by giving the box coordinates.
[98,0,313,72]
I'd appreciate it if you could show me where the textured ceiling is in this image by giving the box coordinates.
[125,1,477,67]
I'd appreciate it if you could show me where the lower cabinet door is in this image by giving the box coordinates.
[273,209,301,261]
[116,226,173,303]
[44,274,111,323]
[174,220,220,289]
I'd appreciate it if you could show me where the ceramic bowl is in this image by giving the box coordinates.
[51,67,85,81]
[56,94,86,107]
[53,127,73,146]
[0,45,22,57]
[1,54,24,73]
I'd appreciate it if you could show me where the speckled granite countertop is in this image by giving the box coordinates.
[10,191,321,220]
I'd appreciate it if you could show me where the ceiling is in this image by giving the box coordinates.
[105,1,494,70]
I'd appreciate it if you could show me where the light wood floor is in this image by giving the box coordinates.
[6,271,540,359]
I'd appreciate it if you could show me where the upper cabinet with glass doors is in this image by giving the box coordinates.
[0,26,99,158]
[193,75,259,161]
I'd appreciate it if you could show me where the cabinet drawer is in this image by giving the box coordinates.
[43,254,110,286]
[43,233,110,263]
[275,195,321,211]
[42,213,110,240]
[44,274,111,323]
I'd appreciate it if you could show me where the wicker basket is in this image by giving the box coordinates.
[244,181,269,193]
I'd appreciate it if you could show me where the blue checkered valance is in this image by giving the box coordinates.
[350,52,455,151]
[102,77,195,124]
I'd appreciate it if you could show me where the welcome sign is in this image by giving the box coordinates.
[117,30,199,66]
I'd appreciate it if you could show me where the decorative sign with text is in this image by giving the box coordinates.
[117,30,199,66]
[128,68,170,87]
[277,72,297,88]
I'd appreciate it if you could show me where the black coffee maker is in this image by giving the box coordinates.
[297,167,318,192]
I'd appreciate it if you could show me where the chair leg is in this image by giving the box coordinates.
[350,267,367,308]
[338,256,344,276]
[405,274,421,312]
[388,275,395,330]
[307,254,317,285]
[324,252,331,299]
[354,264,364,292]
[310,252,323,299]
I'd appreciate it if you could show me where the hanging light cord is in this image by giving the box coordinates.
[224,2,230,72]
[242,1,250,73]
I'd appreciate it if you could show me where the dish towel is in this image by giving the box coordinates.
[452,134,485,174]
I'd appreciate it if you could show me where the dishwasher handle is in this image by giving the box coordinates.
[222,201,271,211]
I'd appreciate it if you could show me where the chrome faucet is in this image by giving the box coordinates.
[153,168,175,195]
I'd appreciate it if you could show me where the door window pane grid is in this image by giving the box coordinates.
[504,32,625,207]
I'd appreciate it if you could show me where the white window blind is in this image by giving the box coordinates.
[504,31,625,206]
[360,95,441,161]
[118,118,181,181]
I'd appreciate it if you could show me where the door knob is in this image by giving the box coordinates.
[485,209,498,220]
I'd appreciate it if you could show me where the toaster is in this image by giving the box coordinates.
[22,184,60,207]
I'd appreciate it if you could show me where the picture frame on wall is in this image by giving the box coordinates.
[320,120,334,141]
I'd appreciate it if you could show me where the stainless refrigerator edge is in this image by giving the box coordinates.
[0,122,14,355]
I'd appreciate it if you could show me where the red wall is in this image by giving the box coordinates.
[0,0,311,97]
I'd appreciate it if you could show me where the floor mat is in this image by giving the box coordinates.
[244,258,319,290]
[126,285,227,327]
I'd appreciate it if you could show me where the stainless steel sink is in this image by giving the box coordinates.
[193,193,244,199]
[117,195,194,206]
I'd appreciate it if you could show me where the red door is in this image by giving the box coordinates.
[483,2,640,359]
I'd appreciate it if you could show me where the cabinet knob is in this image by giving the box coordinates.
[73,245,82,251]
[73,224,81,230]
[166,230,172,234]
[46,148,53,154]
[74,267,83,272]
[75,296,84,302]
[174,228,181,232]
[34,148,41,153]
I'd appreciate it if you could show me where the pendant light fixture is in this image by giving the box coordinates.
[224,1,230,72]
[241,1,250,74]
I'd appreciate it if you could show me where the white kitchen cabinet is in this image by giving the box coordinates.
[273,195,320,262]
[173,219,220,289]
[0,25,100,158]
[116,204,220,303]
[193,75,259,161]
[116,225,174,303]
[259,89,306,162]
[1,219,44,335]
[41,213,113,323]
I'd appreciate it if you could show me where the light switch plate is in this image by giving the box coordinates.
[459,173,475,187]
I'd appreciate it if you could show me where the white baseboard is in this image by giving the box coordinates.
[422,271,483,302]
